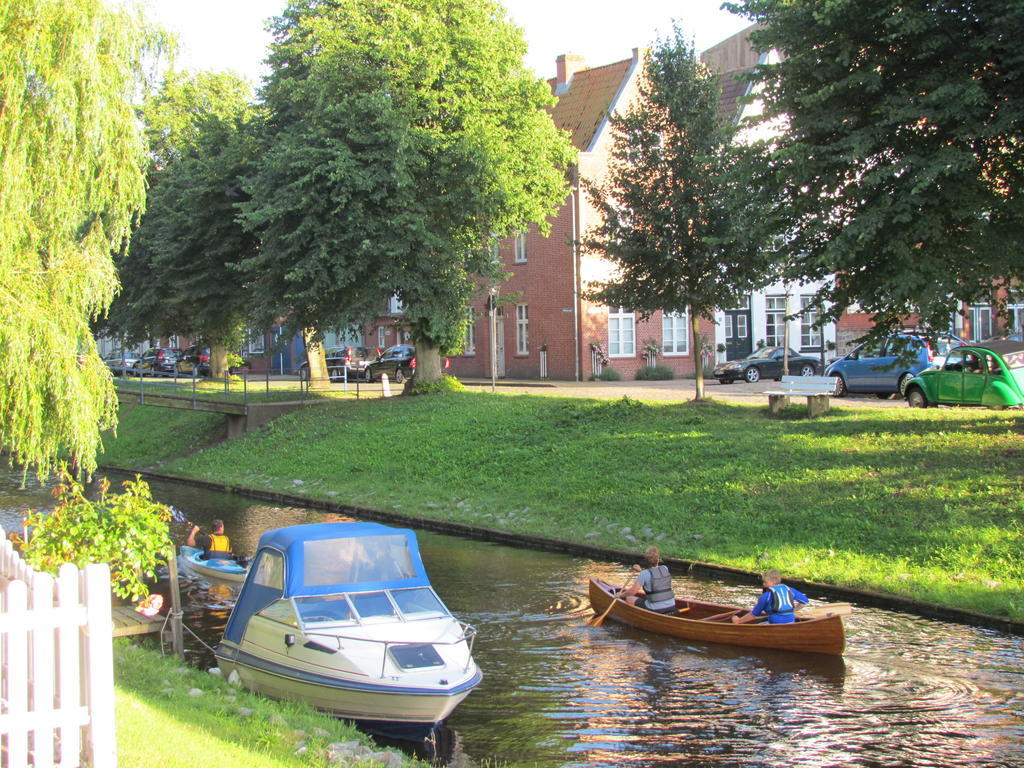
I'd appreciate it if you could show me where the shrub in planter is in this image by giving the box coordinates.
[635,365,674,380]
[596,367,621,381]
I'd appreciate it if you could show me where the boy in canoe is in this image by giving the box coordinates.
[619,546,678,614]
[733,569,808,624]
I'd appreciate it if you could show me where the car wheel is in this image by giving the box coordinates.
[898,373,913,396]
[299,366,309,383]
[744,366,761,383]
[906,387,930,408]
[394,368,404,384]
[833,375,847,397]
[799,364,816,377]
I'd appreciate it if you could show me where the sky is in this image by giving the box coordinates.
[145,0,754,85]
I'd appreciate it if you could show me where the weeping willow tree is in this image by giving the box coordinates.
[0,0,156,478]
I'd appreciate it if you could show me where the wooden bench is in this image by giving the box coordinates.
[762,375,838,417]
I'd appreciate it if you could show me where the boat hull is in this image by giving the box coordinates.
[215,643,481,738]
[588,578,845,656]
[180,546,247,583]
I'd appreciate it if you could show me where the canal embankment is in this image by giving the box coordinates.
[101,391,1024,628]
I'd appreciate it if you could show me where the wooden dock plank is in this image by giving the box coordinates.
[110,605,165,638]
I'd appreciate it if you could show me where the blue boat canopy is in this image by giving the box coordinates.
[256,522,431,597]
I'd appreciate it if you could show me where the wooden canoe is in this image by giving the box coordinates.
[588,578,845,656]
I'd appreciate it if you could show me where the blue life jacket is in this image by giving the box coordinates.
[766,584,795,616]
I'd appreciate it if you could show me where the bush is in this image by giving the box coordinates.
[21,469,172,600]
[635,365,675,380]
[595,367,621,381]
[409,375,466,395]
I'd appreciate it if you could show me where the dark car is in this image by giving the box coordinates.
[713,347,821,384]
[825,332,964,398]
[905,341,1024,409]
[177,345,211,377]
[132,347,180,375]
[296,346,376,382]
[364,345,451,384]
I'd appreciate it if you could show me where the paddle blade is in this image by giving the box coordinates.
[798,602,852,619]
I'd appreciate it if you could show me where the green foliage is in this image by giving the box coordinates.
[582,28,771,398]
[0,0,158,478]
[243,0,575,377]
[595,367,622,381]
[408,375,467,395]
[726,0,1024,332]
[635,365,675,380]
[22,469,172,600]
[104,70,258,368]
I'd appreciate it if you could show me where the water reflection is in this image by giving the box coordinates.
[3,469,1023,767]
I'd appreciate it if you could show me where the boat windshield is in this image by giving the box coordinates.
[390,587,448,619]
[302,534,417,587]
[349,591,398,623]
[294,595,357,627]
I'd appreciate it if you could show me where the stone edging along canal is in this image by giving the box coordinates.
[107,465,1024,638]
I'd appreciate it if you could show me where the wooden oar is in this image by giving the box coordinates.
[797,602,852,619]
[588,576,633,627]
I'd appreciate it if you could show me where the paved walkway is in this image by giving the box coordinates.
[460,376,909,408]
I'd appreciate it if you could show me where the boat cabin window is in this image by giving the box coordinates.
[257,599,300,628]
[391,588,448,619]
[294,595,357,627]
[302,534,417,587]
[252,550,284,590]
[349,591,398,622]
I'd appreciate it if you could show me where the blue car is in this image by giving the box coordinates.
[826,333,964,398]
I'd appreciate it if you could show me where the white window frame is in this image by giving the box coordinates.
[515,304,529,355]
[247,330,266,355]
[970,304,993,341]
[514,233,527,264]
[608,307,635,357]
[800,296,822,349]
[1009,303,1024,336]
[464,308,476,355]
[662,311,689,355]
[765,296,786,347]
[377,327,387,349]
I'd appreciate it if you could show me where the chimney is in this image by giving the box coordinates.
[555,53,586,95]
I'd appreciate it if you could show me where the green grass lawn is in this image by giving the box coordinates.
[102,392,1024,620]
[114,640,423,768]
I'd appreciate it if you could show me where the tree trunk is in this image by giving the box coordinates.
[406,340,443,392]
[302,330,330,389]
[209,344,229,379]
[691,312,705,401]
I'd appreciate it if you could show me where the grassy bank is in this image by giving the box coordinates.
[114,640,423,768]
[102,392,1024,620]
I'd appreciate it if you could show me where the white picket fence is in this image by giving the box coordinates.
[0,531,116,768]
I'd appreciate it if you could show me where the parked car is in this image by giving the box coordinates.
[132,347,180,375]
[296,346,376,382]
[713,347,821,384]
[825,332,964,398]
[102,351,139,373]
[905,341,1024,409]
[364,345,451,384]
[177,345,211,377]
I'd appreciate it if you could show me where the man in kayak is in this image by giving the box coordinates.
[186,519,233,560]
[619,546,678,614]
[732,569,809,624]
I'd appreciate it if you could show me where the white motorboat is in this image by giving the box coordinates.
[215,522,481,738]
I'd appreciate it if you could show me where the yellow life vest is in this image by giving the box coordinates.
[206,533,231,556]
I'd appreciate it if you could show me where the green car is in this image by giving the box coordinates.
[904,341,1024,409]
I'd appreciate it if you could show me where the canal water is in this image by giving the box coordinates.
[3,470,1023,767]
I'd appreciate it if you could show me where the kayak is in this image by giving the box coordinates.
[588,578,846,656]
[180,545,247,583]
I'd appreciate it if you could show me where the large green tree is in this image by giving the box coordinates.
[583,30,769,400]
[242,0,574,384]
[0,0,154,477]
[104,70,259,378]
[727,0,1024,332]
